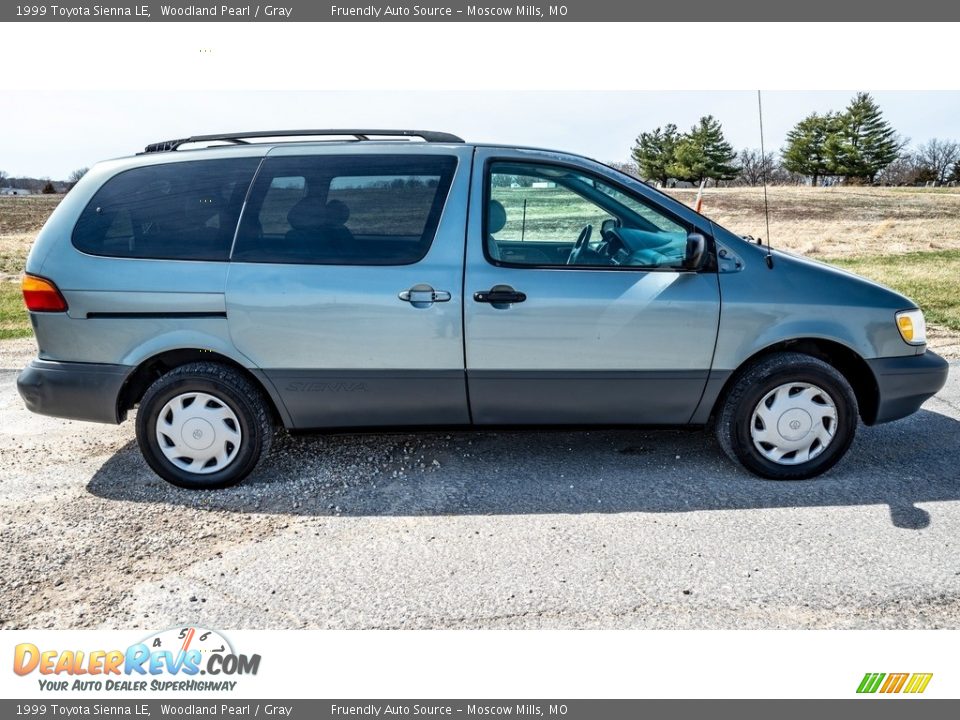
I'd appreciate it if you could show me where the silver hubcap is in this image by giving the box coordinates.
[155,392,242,474]
[750,382,838,465]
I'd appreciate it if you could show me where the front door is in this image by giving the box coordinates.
[464,150,721,425]
[226,145,472,428]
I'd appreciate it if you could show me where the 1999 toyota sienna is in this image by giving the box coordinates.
[16,129,949,488]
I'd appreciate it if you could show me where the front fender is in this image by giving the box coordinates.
[715,315,871,372]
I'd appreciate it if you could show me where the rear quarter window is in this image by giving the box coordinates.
[72,158,260,261]
[231,154,457,265]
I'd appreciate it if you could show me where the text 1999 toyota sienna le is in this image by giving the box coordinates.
[17,129,949,488]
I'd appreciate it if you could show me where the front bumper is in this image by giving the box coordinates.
[17,359,132,424]
[867,351,949,424]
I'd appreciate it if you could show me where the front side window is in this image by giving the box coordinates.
[72,158,260,261]
[486,161,691,269]
[232,154,457,265]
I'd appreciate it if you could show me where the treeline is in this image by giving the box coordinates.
[624,92,960,188]
[0,168,89,194]
[0,176,67,194]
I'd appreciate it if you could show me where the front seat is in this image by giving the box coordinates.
[487,199,507,261]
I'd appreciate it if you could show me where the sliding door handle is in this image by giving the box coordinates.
[399,284,451,308]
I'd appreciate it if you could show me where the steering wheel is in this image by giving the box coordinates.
[566,224,593,265]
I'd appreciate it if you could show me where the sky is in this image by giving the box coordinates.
[3,90,959,179]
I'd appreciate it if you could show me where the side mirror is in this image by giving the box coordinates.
[683,232,708,271]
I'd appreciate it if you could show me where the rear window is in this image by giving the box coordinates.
[231,154,457,265]
[72,158,260,261]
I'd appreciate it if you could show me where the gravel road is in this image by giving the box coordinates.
[2,338,959,630]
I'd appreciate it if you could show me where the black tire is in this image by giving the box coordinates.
[714,352,858,480]
[135,362,273,489]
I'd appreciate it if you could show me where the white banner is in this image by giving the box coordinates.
[2,629,955,699]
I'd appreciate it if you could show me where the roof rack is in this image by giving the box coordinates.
[141,129,465,153]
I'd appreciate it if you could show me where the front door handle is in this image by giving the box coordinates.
[474,285,527,306]
[399,284,451,308]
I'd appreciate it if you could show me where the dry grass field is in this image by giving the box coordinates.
[1,189,958,354]
[1,195,64,338]
[668,185,960,259]
[0,194,58,279]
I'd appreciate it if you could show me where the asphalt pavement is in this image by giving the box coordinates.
[2,345,958,629]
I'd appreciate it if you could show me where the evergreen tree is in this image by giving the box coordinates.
[826,92,902,183]
[782,112,836,187]
[951,161,960,184]
[630,124,679,186]
[666,116,739,184]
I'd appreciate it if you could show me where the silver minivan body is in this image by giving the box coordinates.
[17,134,949,485]
[464,146,720,425]
[226,143,473,428]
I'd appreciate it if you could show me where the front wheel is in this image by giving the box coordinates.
[135,362,273,489]
[715,352,858,480]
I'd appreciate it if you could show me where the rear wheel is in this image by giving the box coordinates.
[715,352,858,480]
[135,362,272,489]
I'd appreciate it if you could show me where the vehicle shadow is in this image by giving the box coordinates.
[87,408,960,530]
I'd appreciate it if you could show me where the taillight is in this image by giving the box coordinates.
[22,274,68,312]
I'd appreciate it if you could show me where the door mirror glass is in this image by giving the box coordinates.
[684,233,708,271]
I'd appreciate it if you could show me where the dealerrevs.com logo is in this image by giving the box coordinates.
[857,672,933,694]
[13,626,261,692]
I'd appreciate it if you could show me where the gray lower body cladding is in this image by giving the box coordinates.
[264,369,710,428]
[15,353,948,431]
[262,369,470,428]
[16,359,131,424]
[466,370,709,425]
[866,351,949,424]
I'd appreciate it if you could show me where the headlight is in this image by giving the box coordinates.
[896,309,927,345]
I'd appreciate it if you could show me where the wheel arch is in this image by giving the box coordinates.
[116,349,290,427]
[704,337,880,425]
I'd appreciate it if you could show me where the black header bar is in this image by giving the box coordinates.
[3,0,960,21]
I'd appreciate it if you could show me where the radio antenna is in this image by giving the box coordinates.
[757,90,774,269]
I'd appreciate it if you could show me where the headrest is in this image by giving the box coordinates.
[488,199,507,235]
[324,199,350,227]
[288,197,351,231]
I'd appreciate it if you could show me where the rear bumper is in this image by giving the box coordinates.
[16,359,132,424]
[867,351,949,425]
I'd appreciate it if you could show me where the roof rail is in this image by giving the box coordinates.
[141,129,465,153]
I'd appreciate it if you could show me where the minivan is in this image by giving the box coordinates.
[17,129,949,488]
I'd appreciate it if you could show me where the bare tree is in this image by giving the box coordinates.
[766,164,805,185]
[915,139,960,185]
[68,167,89,184]
[876,154,920,186]
[875,152,942,186]
[0,169,7,187]
[67,167,90,191]
[734,148,776,186]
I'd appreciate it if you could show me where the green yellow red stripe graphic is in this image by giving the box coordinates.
[857,672,933,694]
